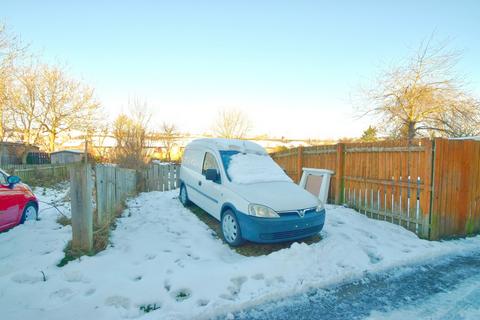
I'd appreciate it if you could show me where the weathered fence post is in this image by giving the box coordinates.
[70,163,93,253]
[296,146,304,183]
[95,165,106,225]
[335,143,345,204]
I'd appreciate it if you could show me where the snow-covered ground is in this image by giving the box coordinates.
[1,186,480,320]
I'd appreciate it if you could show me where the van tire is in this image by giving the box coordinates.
[179,184,191,206]
[221,210,244,246]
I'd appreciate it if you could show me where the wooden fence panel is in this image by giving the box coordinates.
[143,163,180,192]
[303,145,338,203]
[2,164,70,184]
[271,139,433,238]
[429,139,480,239]
[94,165,137,225]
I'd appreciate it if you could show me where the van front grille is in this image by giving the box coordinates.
[259,225,322,240]
[277,208,316,217]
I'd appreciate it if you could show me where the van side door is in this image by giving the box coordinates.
[198,152,223,219]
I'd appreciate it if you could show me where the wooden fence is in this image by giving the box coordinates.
[2,164,70,184]
[69,162,179,252]
[271,138,480,240]
[142,163,180,192]
[95,165,137,225]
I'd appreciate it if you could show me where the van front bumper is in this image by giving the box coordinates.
[236,209,326,243]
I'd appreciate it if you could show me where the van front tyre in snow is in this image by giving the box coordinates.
[20,202,38,224]
[221,210,244,246]
[179,185,191,206]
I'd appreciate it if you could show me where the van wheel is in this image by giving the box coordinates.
[221,210,244,246]
[179,185,191,206]
[20,202,38,224]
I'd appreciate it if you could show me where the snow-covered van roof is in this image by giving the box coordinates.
[186,138,267,155]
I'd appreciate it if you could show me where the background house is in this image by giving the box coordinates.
[0,142,44,165]
[50,150,84,164]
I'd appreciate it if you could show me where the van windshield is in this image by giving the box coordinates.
[219,150,292,184]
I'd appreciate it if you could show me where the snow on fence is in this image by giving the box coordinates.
[142,163,180,192]
[271,138,480,240]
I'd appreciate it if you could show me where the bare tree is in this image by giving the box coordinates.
[113,99,151,169]
[156,122,178,162]
[90,123,112,162]
[212,108,252,139]
[36,64,100,152]
[361,36,480,141]
[0,25,23,163]
[10,65,44,145]
[432,95,480,137]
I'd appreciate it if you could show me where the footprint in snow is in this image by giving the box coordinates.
[356,229,378,240]
[50,288,74,300]
[64,270,89,283]
[11,273,43,284]
[164,280,171,292]
[251,273,264,280]
[223,276,248,299]
[174,259,185,268]
[145,254,156,260]
[186,252,200,260]
[132,275,142,282]
[264,276,286,287]
[197,299,209,307]
[172,288,191,302]
[84,288,96,296]
[365,250,383,264]
[105,295,131,309]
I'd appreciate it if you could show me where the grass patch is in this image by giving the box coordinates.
[186,204,322,257]
[20,171,69,188]
[57,241,89,267]
[56,215,71,226]
[57,203,127,267]
[173,289,191,302]
[139,303,161,313]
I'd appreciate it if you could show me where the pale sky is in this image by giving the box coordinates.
[2,1,480,139]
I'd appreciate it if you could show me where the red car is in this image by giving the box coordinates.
[0,169,38,232]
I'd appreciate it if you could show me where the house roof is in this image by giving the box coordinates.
[50,150,84,155]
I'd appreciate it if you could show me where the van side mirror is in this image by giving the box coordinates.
[205,169,220,183]
[7,175,21,187]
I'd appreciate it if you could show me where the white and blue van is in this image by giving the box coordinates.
[179,138,326,246]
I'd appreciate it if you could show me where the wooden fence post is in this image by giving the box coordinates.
[70,163,93,253]
[296,146,304,183]
[335,143,345,204]
[421,139,434,239]
[95,165,106,225]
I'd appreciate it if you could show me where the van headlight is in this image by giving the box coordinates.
[316,201,325,213]
[248,204,280,218]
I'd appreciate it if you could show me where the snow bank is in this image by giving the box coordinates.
[1,188,480,320]
[227,153,292,184]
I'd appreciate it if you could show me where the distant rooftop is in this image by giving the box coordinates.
[50,150,84,155]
